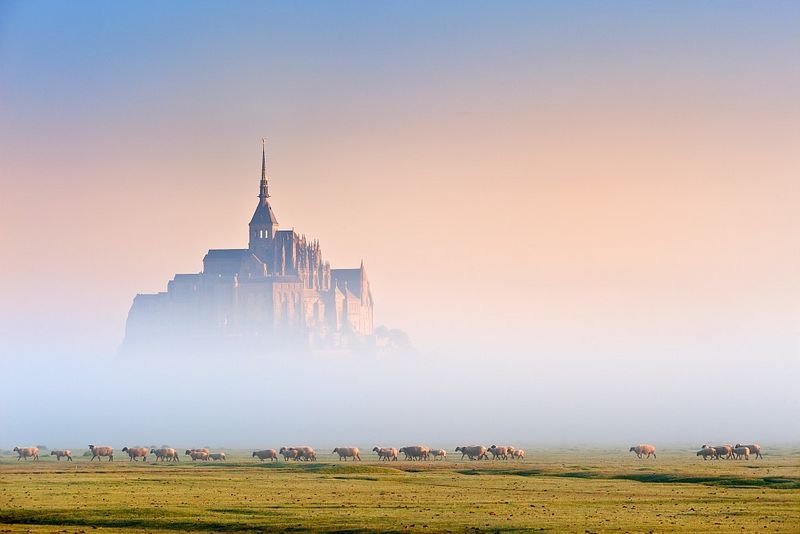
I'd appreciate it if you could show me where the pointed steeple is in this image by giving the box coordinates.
[259,137,270,200]
[249,138,279,255]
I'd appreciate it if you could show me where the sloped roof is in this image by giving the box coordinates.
[331,268,363,298]
[204,249,252,261]
[250,200,278,226]
[203,249,262,276]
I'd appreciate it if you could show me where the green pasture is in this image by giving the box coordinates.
[0,448,797,532]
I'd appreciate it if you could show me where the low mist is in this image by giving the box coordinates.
[3,328,798,450]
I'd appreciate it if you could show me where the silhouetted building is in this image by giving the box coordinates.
[125,142,374,348]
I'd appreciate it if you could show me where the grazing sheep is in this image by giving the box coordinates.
[733,446,750,460]
[488,445,511,460]
[184,449,210,461]
[629,444,657,459]
[703,444,733,460]
[289,447,316,461]
[735,443,762,459]
[697,447,717,460]
[150,448,179,462]
[121,447,149,462]
[372,447,398,461]
[455,445,488,460]
[209,452,226,461]
[12,447,39,461]
[429,449,447,461]
[510,448,525,460]
[279,447,299,461]
[398,446,430,461]
[88,445,114,462]
[50,450,72,461]
[252,449,278,462]
[332,447,361,461]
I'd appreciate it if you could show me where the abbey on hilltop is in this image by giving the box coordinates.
[125,141,374,349]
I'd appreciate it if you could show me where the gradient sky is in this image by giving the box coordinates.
[1,1,798,445]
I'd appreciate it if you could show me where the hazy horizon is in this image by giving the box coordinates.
[1,1,799,447]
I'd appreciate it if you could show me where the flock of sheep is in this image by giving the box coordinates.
[695,443,763,460]
[8,446,227,463]
[253,445,525,462]
[627,443,764,460]
[10,443,763,462]
[9,444,526,462]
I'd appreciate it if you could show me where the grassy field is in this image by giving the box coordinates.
[0,448,797,532]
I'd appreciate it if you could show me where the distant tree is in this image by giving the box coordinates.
[36,445,48,451]
[82,451,92,457]
[373,326,414,353]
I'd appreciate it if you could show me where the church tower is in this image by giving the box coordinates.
[249,139,279,259]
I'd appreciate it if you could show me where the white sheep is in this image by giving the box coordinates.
[332,447,361,461]
[697,447,716,460]
[629,444,656,459]
[252,449,278,462]
[121,447,148,462]
[734,443,762,459]
[372,447,398,461]
[50,450,72,461]
[455,445,488,460]
[13,447,39,461]
[733,446,750,460]
[88,445,114,462]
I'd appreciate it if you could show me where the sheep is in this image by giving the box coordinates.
[50,450,72,461]
[88,445,114,462]
[332,447,361,461]
[735,443,762,459]
[510,448,525,460]
[455,445,488,460]
[288,446,316,461]
[184,449,210,461]
[121,447,149,462]
[398,446,429,461]
[697,447,717,460]
[429,449,447,461]
[279,447,299,461]
[629,444,656,459]
[372,447,398,461]
[150,448,179,462]
[252,449,278,462]
[209,452,226,461]
[733,446,750,460]
[703,444,733,460]
[488,445,511,460]
[12,447,39,461]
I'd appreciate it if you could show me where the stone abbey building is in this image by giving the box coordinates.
[125,143,374,348]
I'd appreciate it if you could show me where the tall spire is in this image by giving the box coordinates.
[249,138,279,252]
[259,137,270,200]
